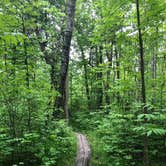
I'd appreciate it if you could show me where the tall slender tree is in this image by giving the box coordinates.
[136,0,149,165]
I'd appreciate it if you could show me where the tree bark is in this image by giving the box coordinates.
[55,0,77,120]
[80,47,90,108]
[114,40,120,104]
[151,27,158,105]
[136,0,149,165]
[22,17,32,132]
[96,46,103,109]
[105,43,113,105]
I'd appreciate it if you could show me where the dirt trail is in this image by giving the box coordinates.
[76,133,91,166]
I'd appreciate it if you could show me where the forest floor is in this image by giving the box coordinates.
[76,133,91,166]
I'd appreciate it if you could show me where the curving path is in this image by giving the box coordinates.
[76,133,91,166]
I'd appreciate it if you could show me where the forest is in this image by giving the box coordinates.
[0,0,165,165]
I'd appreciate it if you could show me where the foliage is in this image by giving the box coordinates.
[0,0,76,165]
[71,0,166,165]
[88,107,166,166]
[0,0,166,165]
[0,120,76,166]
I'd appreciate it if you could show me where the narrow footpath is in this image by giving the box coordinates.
[76,133,91,166]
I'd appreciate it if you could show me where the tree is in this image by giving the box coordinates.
[55,0,77,120]
[136,0,149,165]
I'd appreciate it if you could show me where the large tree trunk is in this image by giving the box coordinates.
[55,0,77,120]
[136,0,149,165]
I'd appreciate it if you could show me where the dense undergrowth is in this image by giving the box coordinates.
[71,104,166,166]
[0,120,76,166]
[0,0,165,165]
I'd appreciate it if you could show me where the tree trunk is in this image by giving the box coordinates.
[55,0,77,120]
[105,43,113,105]
[80,47,90,108]
[95,46,103,109]
[136,0,149,165]
[114,40,120,104]
[151,27,158,105]
[22,17,32,132]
